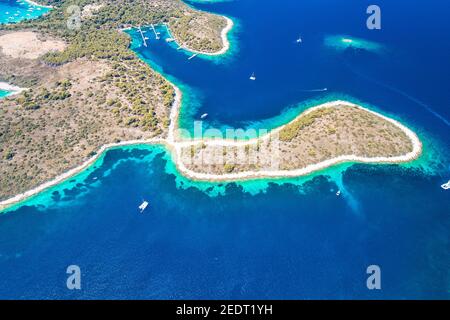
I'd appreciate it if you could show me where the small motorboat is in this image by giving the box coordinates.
[200,113,208,119]
[188,53,198,60]
[441,180,450,190]
[336,190,341,196]
[139,200,149,213]
[249,72,256,81]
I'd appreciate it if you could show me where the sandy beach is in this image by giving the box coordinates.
[23,0,54,9]
[0,82,26,96]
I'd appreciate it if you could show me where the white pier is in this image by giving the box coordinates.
[137,26,147,47]
[150,24,160,40]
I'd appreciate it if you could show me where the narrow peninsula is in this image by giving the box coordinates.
[0,0,422,211]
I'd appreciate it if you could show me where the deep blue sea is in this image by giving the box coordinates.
[0,0,449,299]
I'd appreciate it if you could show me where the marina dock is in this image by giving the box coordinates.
[137,26,147,47]
[150,24,160,40]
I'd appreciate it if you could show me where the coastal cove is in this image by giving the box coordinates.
[0,81,25,96]
[0,89,11,97]
[0,0,428,211]
[0,0,51,24]
[0,97,424,212]
[0,136,448,299]
[0,0,449,299]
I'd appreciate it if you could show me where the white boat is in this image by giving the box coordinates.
[249,72,256,81]
[296,36,302,43]
[336,190,341,196]
[139,200,149,213]
[166,38,175,43]
[441,180,450,190]
[188,53,198,60]
[200,113,208,119]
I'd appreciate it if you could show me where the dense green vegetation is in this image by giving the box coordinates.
[0,0,226,130]
[279,108,334,142]
[3,0,225,64]
[0,0,228,199]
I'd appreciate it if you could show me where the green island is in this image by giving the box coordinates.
[0,0,421,207]
[0,0,227,201]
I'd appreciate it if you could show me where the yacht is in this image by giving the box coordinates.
[139,200,149,213]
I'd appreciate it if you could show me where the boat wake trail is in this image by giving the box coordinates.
[383,87,450,128]
[300,88,328,92]
[344,61,450,128]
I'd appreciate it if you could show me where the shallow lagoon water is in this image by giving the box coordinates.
[0,0,50,24]
[0,0,449,299]
[1,146,449,299]
[0,89,11,98]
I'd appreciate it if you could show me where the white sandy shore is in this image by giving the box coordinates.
[23,0,53,9]
[167,86,182,142]
[0,82,26,96]
[0,138,165,210]
[170,16,233,56]
[173,101,422,182]
[0,11,422,210]
[0,81,422,211]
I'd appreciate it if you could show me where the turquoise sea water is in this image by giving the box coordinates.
[0,89,11,98]
[0,0,449,299]
[0,0,50,24]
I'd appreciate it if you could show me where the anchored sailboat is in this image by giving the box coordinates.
[249,72,256,81]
